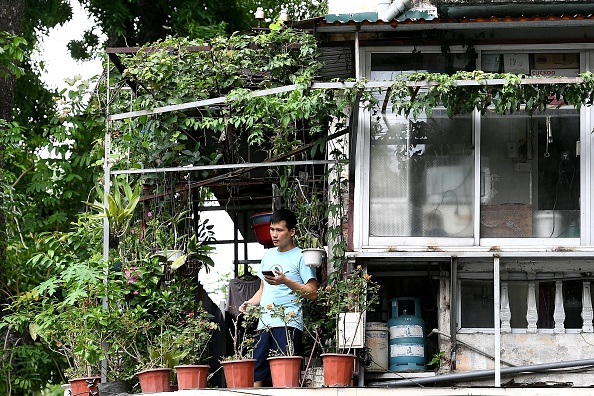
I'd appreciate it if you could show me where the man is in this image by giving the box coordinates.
[239,208,318,387]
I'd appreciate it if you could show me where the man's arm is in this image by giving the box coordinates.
[266,272,318,301]
[238,280,264,314]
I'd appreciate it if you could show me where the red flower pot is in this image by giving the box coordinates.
[321,353,356,387]
[221,359,256,388]
[268,356,303,388]
[175,364,209,390]
[250,212,274,248]
[69,376,100,396]
[136,368,172,393]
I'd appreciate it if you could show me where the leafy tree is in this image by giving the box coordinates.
[246,0,327,22]
[69,0,328,60]
[0,2,103,393]
[0,1,328,393]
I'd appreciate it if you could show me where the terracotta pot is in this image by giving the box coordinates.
[136,368,172,393]
[268,356,303,388]
[174,364,209,390]
[321,353,356,387]
[221,359,256,388]
[68,376,100,396]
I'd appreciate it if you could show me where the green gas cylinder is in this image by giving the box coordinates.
[387,297,426,372]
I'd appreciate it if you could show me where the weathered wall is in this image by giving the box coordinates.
[454,333,594,386]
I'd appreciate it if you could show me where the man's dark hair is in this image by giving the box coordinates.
[270,209,297,230]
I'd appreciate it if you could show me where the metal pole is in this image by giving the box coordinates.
[101,53,111,383]
[494,255,501,387]
[450,256,457,371]
[110,159,339,175]
[355,30,360,80]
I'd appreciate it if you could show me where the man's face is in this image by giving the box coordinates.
[269,220,295,251]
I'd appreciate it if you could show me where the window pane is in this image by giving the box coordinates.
[369,111,473,237]
[461,280,494,328]
[480,111,580,238]
[371,53,469,74]
[481,53,580,77]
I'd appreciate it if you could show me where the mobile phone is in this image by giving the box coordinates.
[262,270,275,277]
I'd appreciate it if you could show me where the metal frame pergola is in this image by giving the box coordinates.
[101,44,586,383]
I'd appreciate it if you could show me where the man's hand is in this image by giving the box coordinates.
[238,301,250,314]
[264,270,286,285]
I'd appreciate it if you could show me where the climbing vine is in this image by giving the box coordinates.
[103,30,594,253]
[388,70,594,119]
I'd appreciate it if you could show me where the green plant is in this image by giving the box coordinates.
[115,256,204,372]
[315,266,380,354]
[428,351,446,371]
[143,208,216,273]
[285,179,326,249]
[388,70,594,119]
[85,177,141,239]
[124,312,184,372]
[224,307,261,361]
[177,306,219,364]
[0,212,141,382]
[18,260,108,380]
[264,302,302,357]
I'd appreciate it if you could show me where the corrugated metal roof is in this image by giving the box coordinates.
[316,13,594,32]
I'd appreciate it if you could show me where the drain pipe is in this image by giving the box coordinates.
[378,0,412,22]
[369,358,594,387]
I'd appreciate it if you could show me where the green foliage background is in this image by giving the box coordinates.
[1,2,329,393]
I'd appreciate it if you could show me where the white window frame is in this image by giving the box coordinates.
[355,44,594,250]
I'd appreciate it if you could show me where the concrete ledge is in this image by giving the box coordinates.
[164,388,594,396]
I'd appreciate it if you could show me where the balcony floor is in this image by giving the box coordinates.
[164,388,594,396]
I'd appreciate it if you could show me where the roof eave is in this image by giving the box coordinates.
[315,17,594,33]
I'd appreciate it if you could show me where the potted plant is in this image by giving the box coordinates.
[250,211,275,248]
[84,176,141,249]
[313,265,381,387]
[145,209,216,276]
[300,239,326,268]
[264,303,304,388]
[285,182,327,267]
[174,306,219,390]
[122,312,180,393]
[220,307,260,388]
[1,213,142,395]
[23,260,107,396]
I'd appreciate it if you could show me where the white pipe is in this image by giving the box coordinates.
[378,0,391,19]
[379,0,412,22]
[355,31,360,81]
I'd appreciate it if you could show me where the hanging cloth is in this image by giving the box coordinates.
[226,276,261,316]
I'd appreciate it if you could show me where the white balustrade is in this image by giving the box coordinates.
[500,282,511,333]
[526,281,538,333]
[582,281,593,333]
[553,280,566,333]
